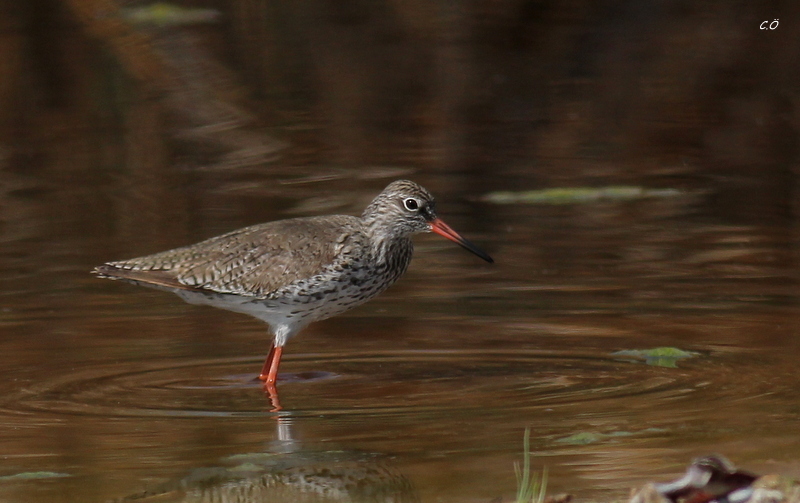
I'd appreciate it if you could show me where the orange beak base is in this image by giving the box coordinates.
[429,218,494,263]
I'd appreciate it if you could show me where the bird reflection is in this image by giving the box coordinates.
[112,415,418,503]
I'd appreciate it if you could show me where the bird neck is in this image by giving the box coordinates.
[369,227,410,265]
[361,207,414,267]
[376,236,414,280]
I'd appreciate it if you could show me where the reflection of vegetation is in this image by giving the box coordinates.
[516,428,548,503]
[482,186,684,205]
[612,347,699,368]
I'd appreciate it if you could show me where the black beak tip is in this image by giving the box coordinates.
[462,241,494,263]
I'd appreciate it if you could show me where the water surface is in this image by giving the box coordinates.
[1,4,799,502]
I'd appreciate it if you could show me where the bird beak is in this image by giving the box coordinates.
[429,218,494,263]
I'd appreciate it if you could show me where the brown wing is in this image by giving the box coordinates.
[93,215,365,297]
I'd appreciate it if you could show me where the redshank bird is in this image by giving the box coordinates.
[94,180,493,387]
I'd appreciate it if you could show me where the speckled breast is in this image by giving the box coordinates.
[264,240,414,323]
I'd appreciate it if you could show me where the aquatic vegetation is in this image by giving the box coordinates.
[121,3,221,27]
[555,432,605,445]
[481,186,685,205]
[0,471,71,482]
[556,428,666,446]
[612,347,699,368]
[516,428,548,503]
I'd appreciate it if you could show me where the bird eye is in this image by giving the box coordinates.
[403,198,420,211]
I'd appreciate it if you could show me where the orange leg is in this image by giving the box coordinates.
[258,344,283,384]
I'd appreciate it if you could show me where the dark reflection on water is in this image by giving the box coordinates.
[2,3,800,503]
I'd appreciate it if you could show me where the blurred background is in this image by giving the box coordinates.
[1,1,799,502]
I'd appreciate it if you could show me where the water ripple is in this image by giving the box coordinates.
[0,350,700,420]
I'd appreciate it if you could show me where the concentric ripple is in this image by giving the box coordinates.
[0,350,700,419]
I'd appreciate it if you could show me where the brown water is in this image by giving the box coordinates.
[2,3,800,503]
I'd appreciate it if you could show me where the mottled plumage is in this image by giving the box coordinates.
[94,180,492,386]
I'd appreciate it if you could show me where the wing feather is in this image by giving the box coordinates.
[94,215,365,297]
